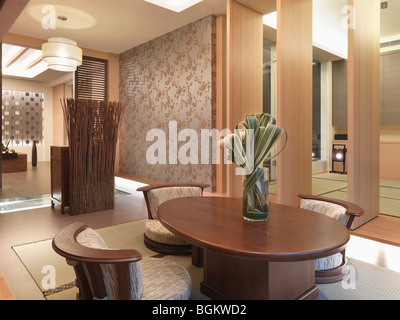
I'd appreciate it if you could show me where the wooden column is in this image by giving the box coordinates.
[226,0,263,198]
[347,0,380,229]
[276,0,313,206]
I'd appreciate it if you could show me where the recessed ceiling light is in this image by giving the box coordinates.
[2,43,48,79]
[145,0,203,13]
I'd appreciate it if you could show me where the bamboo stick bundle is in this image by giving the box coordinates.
[61,99,124,215]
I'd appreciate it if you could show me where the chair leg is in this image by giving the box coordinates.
[192,245,203,267]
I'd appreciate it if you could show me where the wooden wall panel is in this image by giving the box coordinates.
[226,0,263,198]
[236,0,276,15]
[53,85,66,146]
[380,142,400,180]
[216,15,227,194]
[347,0,380,229]
[276,0,313,206]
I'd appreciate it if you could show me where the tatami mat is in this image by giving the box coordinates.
[270,173,400,218]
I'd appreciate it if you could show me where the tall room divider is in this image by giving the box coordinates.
[62,99,124,215]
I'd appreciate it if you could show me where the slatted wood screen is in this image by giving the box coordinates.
[75,56,108,101]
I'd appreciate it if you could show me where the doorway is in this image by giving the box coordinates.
[1,41,73,213]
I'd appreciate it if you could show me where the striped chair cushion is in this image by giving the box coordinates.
[147,187,202,219]
[141,258,191,300]
[315,252,344,271]
[76,228,192,300]
[77,227,143,300]
[145,219,191,246]
[300,199,350,227]
[300,199,348,272]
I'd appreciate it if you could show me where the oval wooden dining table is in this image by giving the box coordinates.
[158,196,350,300]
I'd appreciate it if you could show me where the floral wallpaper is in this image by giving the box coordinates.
[119,15,216,191]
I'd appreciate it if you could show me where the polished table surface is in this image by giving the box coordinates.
[158,196,350,300]
[158,196,350,262]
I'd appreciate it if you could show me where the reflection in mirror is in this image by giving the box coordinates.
[262,38,276,181]
[313,58,321,161]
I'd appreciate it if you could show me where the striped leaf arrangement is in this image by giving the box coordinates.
[230,113,287,221]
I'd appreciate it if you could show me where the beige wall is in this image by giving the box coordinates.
[52,84,65,146]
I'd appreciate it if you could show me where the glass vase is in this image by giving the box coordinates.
[242,167,269,222]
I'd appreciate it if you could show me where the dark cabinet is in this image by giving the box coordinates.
[50,146,69,214]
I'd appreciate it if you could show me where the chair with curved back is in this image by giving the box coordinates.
[137,183,209,265]
[52,222,192,300]
[298,194,364,284]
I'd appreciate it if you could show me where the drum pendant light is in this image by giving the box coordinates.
[41,16,82,72]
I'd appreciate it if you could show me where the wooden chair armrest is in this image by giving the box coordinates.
[52,222,142,264]
[137,183,210,192]
[298,194,364,217]
[137,183,210,219]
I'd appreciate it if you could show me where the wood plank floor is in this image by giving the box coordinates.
[0,270,14,300]
[0,162,50,199]
[351,215,400,247]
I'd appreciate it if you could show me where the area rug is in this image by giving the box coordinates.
[270,173,400,218]
[317,258,400,300]
[11,219,400,300]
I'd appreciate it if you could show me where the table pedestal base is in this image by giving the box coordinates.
[201,250,319,300]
